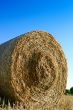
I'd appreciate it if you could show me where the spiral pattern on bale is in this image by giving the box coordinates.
[0,31,67,109]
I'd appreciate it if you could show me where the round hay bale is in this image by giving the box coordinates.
[0,31,67,109]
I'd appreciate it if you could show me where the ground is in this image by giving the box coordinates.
[0,95,73,110]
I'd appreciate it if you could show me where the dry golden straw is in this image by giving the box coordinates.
[0,31,67,109]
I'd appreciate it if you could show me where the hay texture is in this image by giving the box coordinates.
[0,31,67,109]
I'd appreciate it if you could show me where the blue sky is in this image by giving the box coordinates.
[0,0,73,88]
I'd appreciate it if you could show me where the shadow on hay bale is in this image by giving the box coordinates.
[0,31,67,109]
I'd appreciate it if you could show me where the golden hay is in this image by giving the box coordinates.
[0,31,67,109]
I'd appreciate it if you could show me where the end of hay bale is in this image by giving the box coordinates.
[11,31,67,109]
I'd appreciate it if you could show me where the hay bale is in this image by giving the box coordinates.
[0,31,67,109]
